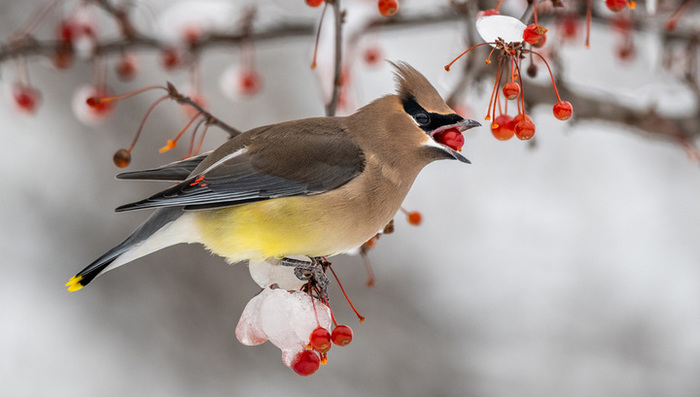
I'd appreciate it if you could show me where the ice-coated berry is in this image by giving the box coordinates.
[309,327,332,353]
[291,350,321,376]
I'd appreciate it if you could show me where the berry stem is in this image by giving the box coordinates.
[444,42,492,71]
[89,85,168,106]
[360,248,375,287]
[189,61,202,97]
[187,117,207,158]
[513,58,526,114]
[310,287,322,328]
[160,112,202,153]
[497,86,504,115]
[311,1,329,69]
[667,0,698,31]
[532,0,538,25]
[128,94,168,152]
[193,123,210,156]
[14,56,31,86]
[92,56,108,91]
[327,264,365,322]
[585,0,592,48]
[525,50,562,102]
[485,56,504,121]
[14,0,64,38]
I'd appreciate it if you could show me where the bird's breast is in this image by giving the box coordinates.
[192,166,415,263]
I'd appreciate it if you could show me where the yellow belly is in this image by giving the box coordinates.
[194,196,349,263]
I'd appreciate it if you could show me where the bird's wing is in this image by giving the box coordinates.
[115,118,365,212]
[116,152,212,182]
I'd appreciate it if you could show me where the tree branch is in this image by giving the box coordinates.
[325,0,343,117]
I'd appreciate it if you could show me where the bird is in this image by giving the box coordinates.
[65,62,480,292]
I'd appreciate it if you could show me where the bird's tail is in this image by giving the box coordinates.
[66,207,195,292]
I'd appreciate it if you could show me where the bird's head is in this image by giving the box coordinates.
[352,62,479,167]
[393,62,479,164]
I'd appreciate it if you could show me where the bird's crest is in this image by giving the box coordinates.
[391,61,452,114]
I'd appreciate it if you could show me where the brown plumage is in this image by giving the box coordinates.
[66,62,479,291]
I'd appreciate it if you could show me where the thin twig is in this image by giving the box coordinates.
[166,82,243,137]
[325,0,343,117]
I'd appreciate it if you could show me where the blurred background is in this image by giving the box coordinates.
[1,0,699,396]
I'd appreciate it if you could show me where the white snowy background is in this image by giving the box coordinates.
[1,0,699,396]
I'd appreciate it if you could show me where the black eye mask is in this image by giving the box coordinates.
[401,96,464,133]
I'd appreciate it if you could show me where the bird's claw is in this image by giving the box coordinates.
[280,256,330,298]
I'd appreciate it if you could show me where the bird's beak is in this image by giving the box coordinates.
[428,118,480,164]
[445,147,471,163]
[456,118,482,132]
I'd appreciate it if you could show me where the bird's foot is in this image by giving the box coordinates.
[279,256,330,299]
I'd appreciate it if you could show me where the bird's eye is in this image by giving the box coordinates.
[415,112,430,125]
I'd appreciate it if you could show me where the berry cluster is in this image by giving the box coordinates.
[240,257,365,377]
[445,15,573,141]
[6,1,266,126]
[293,324,354,376]
[305,0,398,17]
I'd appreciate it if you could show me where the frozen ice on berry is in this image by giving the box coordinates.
[248,257,308,290]
[235,287,331,369]
[476,15,527,45]
[287,291,332,343]
[235,289,268,346]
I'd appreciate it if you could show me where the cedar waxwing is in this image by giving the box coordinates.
[65,62,480,292]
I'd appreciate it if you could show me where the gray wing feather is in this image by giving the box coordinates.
[115,119,365,212]
[116,152,211,182]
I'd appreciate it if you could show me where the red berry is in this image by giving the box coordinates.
[502,82,520,100]
[56,16,96,43]
[523,24,548,45]
[559,16,579,41]
[432,128,464,151]
[160,48,180,71]
[666,20,677,32]
[239,70,262,96]
[331,325,353,346]
[476,9,499,19]
[73,86,115,125]
[363,46,382,66]
[53,49,74,69]
[513,114,535,140]
[182,26,202,44]
[86,94,113,114]
[115,54,138,81]
[306,0,324,6]
[532,33,546,48]
[57,20,75,42]
[378,0,399,17]
[526,63,538,78]
[605,0,628,12]
[491,114,515,141]
[291,350,321,376]
[611,15,632,32]
[309,327,332,353]
[12,84,41,115]
[407,211,422,226]
[553,101,573,121]
[616,42,635,61]
[113,149,131,168]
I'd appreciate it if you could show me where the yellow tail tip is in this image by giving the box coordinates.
[65,275,84,292]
